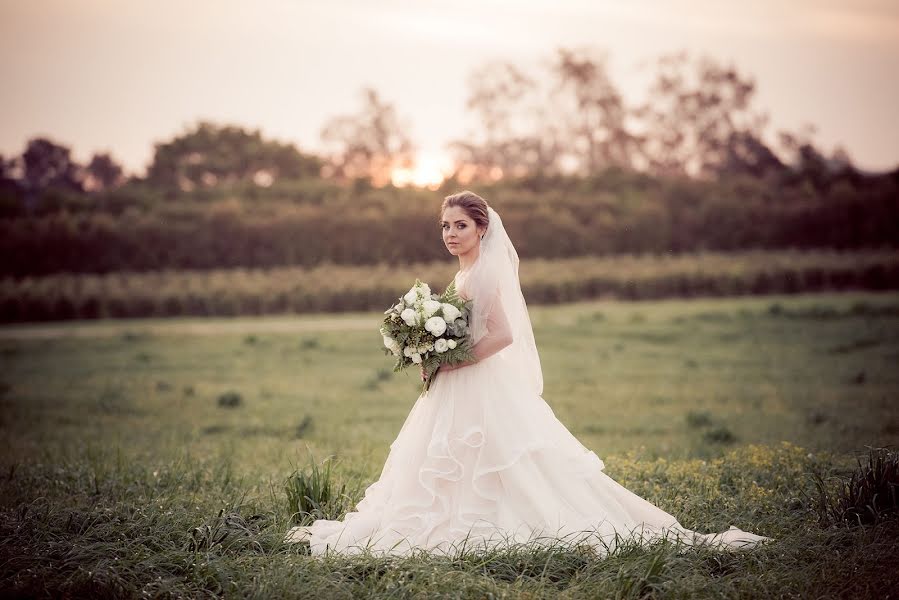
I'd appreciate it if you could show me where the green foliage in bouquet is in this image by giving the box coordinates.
[380,278,475,392]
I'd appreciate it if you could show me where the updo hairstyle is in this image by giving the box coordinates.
[440,190,489,233]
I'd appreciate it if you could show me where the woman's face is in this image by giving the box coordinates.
[441,206,485,257]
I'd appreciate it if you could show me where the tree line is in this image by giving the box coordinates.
[0,46,896,277]
[2,48,886,201]
[1,170,896,277]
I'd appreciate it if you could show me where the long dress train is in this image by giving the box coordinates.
[284,270,773,557]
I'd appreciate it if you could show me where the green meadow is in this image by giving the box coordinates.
[2,291,898,598]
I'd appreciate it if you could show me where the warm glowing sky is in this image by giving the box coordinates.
[2,0,898,176]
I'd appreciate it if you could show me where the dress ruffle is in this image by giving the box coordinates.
[286,353,772,557]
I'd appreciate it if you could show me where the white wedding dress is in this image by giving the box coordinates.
[285,208,772,558]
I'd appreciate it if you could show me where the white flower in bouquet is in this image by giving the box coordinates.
[383,335,401,355]
[381,278,473,393]
[401,308,418,326]
[422,299,441,317]
[424,315,447,337]
[441,303,461,322]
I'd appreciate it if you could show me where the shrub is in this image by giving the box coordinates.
[811,445,899,527]
[685,410,713,429]
[217,391,243,408]
[703,426,736,444]
[284,456,361,525]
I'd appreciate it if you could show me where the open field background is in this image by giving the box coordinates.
[3,5,898,596]
[2,291,898,597]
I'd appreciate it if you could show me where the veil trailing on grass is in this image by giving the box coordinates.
[464,206,544,396]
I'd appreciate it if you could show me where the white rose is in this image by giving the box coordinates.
[424,315,447,337]
[422,299,441,317]
[447,339,457,349]
[382,335,395,349]
[434,338,449,353]
[403,289,418,304]
[403,346,413,357]
[441,303,461,322]
[410,353,422,364]
[401,308,418,326]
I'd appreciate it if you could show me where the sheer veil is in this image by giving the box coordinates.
[464,206,544,396]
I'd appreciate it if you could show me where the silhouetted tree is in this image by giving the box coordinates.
[0,154,23,210]
[773,125,861,192]
[85,152,125,192]
[21,137,83,194]
[550,47,642,174]
[719,130,786,179]
[320,87,415,186]
[448,61,563,181]
[147,120,322,191]
[635,51,777,179]
[0,154,19,185]
[0,154,11,179]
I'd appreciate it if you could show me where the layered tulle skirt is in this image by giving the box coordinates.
[285,354,772,557]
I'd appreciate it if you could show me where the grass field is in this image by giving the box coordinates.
[2,291,898,598]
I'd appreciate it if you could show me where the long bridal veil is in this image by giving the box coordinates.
[465,206,543,395]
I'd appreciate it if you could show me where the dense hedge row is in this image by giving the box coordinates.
[2,249,897,323]
[2,171,897,277]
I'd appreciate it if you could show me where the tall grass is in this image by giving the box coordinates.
[811,445,899,527]
[285,456,363,525]
[2,248,898,322]
[2,442,898,598]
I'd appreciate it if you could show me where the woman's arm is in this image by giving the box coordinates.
[441,295,513,371]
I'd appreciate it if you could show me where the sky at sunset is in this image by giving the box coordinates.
[2,0,897,177]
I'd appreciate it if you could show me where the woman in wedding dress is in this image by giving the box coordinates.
[285,191,773,557]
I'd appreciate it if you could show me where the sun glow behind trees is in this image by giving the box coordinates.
[390,153,455,189]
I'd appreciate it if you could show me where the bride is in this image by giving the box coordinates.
[285,190,772,557]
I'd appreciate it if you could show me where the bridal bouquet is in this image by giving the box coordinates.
[381,279,474,392]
